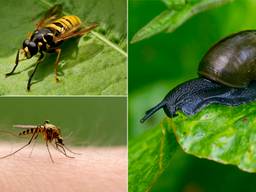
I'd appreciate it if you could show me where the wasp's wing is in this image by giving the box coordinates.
[36,4,63,30]
[53,23,98,43]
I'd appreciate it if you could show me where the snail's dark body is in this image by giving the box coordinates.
[141,30,256,123]
[140,78,256,122]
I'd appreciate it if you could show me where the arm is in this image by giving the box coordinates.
[0,144,127,192]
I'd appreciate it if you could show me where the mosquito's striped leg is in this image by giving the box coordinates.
[46,141,54,163]
[53,144,68,156]
[29,134,39,157]
[56,143,74,158]
[0,131,38,159]
[63,144,81,155]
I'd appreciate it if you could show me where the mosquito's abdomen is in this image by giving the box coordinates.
[18,127,44,136]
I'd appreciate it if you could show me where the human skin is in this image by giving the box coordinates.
[0,144,127,192]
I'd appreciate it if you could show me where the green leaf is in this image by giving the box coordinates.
[0,0,127,95]
[129,102,256,190]
[131,0,233,43]
[170,102,256,172]
[129,119,179,192]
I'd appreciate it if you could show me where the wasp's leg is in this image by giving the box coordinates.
[27,53,44,91]
[5,49,20,77]
[54,48,61,82]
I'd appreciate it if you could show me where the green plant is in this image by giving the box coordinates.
[131,0,233,43]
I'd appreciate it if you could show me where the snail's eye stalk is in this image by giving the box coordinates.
[140,101,166,123]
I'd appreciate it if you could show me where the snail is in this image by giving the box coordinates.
[140,30,256,123]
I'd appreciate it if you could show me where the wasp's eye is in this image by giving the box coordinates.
[22,40,38,58]
[23,39,30,48]
[28,42,38,57]
[29,42,37,48]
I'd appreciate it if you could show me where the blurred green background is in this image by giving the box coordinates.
[129,0,256,191]
[0,97,126,146]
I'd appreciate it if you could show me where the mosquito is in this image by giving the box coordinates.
[0,120,79,162]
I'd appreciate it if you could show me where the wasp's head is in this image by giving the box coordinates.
[22,39,38,59]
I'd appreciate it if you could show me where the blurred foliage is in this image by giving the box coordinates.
[131,0,233,43]
[0,0,127,95]
[129,120,178,192]
[0,97,126,146]
[152,149,256,192]
[129,0,256,191]
[161,0,187,9]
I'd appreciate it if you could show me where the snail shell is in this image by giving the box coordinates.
[199,30,256,88]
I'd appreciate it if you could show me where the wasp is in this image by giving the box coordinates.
[5,4,97,91]
[0,120,78,162]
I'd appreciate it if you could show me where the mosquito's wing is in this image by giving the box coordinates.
[36,4,63,30]
[13,125,38,129]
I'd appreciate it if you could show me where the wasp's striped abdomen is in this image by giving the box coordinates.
[46,15,81,36]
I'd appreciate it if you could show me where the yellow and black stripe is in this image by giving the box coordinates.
[46,15,81,36]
